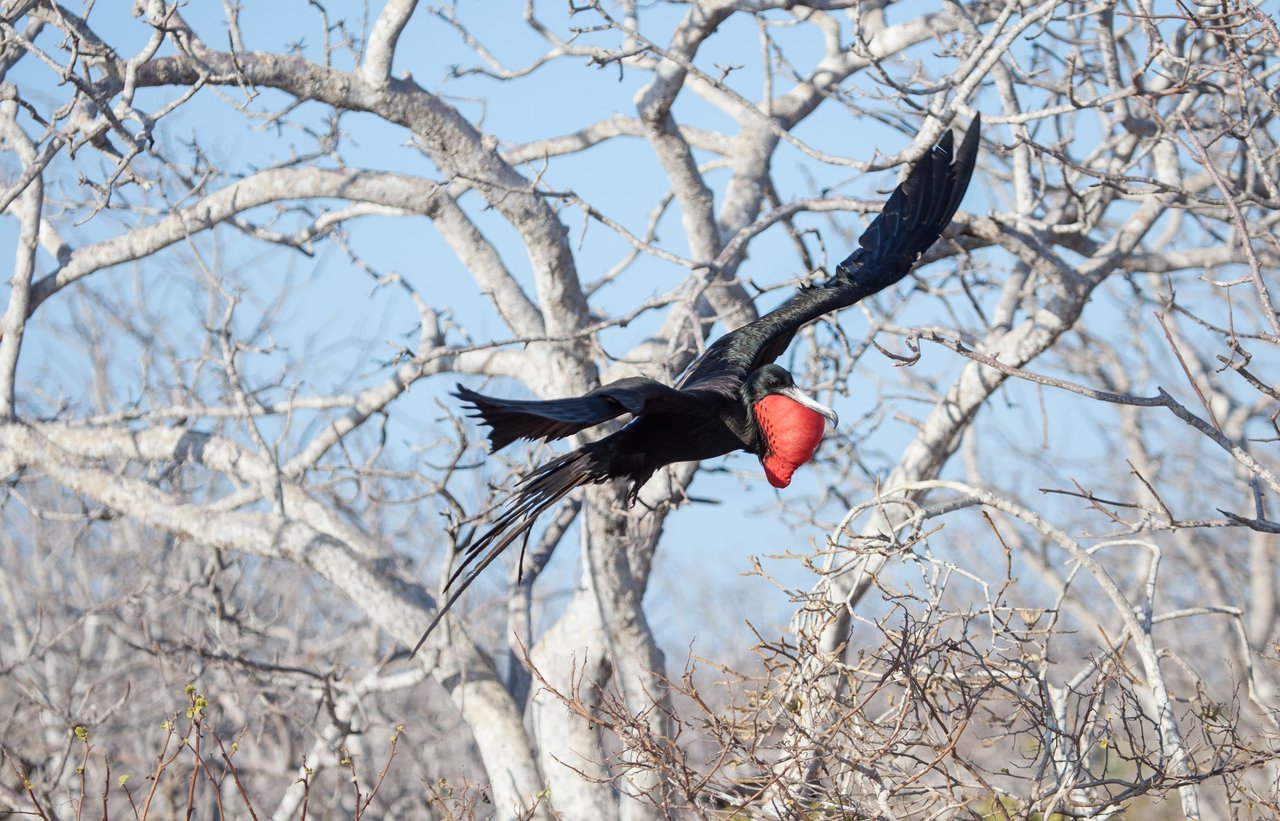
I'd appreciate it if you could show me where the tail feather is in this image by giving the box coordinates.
[410,446,608,654]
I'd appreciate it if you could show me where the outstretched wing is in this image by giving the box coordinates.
[456,377,715,451]
[680,116,980,389]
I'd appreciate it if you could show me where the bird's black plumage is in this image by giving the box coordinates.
[412,117,980,652]
[679,118,981,388]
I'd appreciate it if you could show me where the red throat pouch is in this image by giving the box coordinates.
[755,395,828,488]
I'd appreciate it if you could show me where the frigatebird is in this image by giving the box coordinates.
[413,117,979,651]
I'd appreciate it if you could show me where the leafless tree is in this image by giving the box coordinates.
[1,0,1279,818]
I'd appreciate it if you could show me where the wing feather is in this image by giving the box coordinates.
[456,377,717,451]
[680,116,980,389]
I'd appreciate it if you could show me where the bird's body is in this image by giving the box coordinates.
[413,118,980,651]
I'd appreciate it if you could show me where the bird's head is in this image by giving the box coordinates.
[742,365,838,489]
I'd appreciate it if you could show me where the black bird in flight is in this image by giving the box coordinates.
[413,117,979,651]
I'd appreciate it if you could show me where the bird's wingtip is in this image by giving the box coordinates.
[936,114,980,166]
[955,115,981,170]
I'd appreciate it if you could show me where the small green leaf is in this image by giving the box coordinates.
[73,725,88,742]
[117,775,130,788]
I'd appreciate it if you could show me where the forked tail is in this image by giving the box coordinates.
[410,445,608,654]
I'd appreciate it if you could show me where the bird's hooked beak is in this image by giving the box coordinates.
[778,386,838,429]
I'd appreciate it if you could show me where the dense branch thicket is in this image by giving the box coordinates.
[1,0,1279,818]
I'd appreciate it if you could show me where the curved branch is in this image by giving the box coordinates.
[26,167,544,339]
[361,0,417,87]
